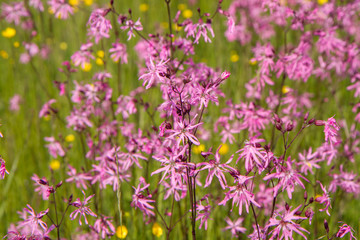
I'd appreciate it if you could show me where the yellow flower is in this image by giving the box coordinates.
[182,9,193,19]
[218,144,229,155]
[81,62,92,72]
[13,41,20,48]
[83,0,93,6]
[96,50,104,58]
[282,85,291,94]
[0,50,9,59]
[193,144,205,154]
[2,27,16,38]
[69,0,79,6]
[116,226,128,239]
[96,58,104,66]
[317,0,328,5]
[50,160,60,170]
[173,23,182,31]
[230,53,239,63]
[59,42,68,50]
[139,3,149,12]
[152,223,163,238]
[249,59,257,65]
[178,4,187,10]
[65,134,75,142]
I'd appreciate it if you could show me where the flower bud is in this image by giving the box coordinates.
[286,122,294,132]
[324,219,329,233]
[274,114,281,123]
[304,112,309,121]
[276,123,282,131]
[56,181,63,188]
[304,191,308,200]
[309,197,314,204]
[285,202,289,211]
[308,118,315,124]
[315,120,326,126]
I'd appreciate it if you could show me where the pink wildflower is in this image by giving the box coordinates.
[120,18,143,40]
[267,204,309,240]
[131,177,155,217]
[223,217,246,237]
[48,0,73,20]
[70,190,97,225]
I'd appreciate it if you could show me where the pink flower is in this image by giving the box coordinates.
[44,136,65,158]
[131,177,155,217]
[1,2,29,25]
[29,0,44,11]
[71,42,95,69]
[196,196,211,230]
[39,99,56,118]
[0,158,9,179]
[223,217,246,237]
[267,204,309,240]
[315,181,331,216]
[9,94,22,112]
[66,165,92,190]
[198,145,234,189]
[139,57,169,89]
[48,0,74,19]
[91,216,115,239]
[120,18,143,40]
[109,42,128,64]
[336,223,357,240]
[18,205,49,235]
[219,175,260,215]
[70,191,97,225]
[87,8,112,43]
[297,148,321,175]
[264,158,308,199]
[324,116,341,148]
[236,137,267,173]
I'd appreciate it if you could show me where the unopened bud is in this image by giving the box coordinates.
[304,112,309,121]
[285,202,289,211]
[255,143,262,148]
[309,197,314,204]
[324,219,329,233]
[315,120,326,126]
[264,144,270,152]
[304,191,308,200]
[286,122,294,132]
[308,118,315,124]
[295,210,302,216]
[69,194,73,203]
[56,181,63,188]
[274,114,281,123]
[276,123,282,131]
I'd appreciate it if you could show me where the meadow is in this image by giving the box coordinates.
[0,0,359,239]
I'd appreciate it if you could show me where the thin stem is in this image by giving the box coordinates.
[165,0,173,60]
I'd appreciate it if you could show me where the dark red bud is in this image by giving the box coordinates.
[39,179,49,185]
[308,118,315,124]
[276,123,282,131]
[295,210,302,216]
[304,191,308,200]
[285,202,289,211]
[324,219,329,233]
[56,181,63,188]
[309,197,314,204]
[286,122,294,132]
